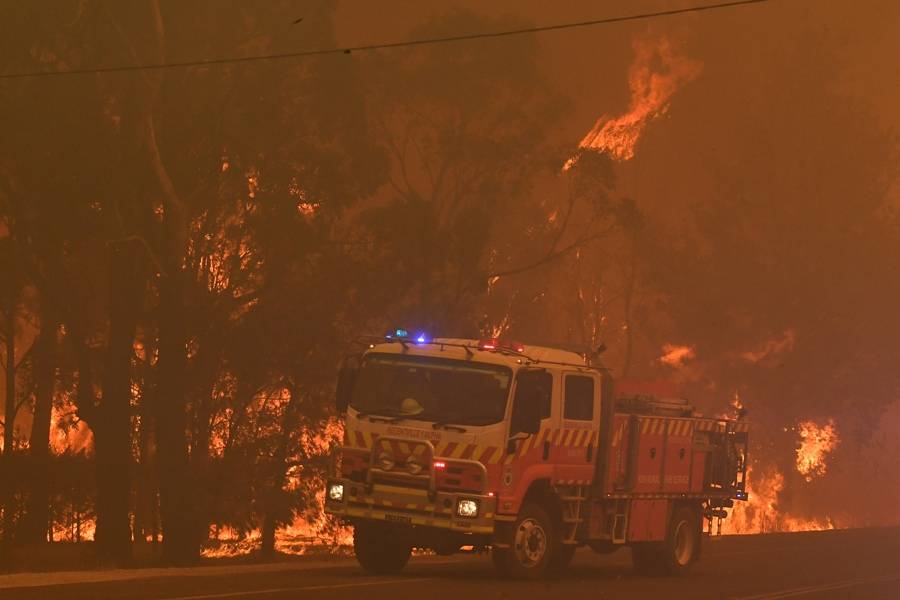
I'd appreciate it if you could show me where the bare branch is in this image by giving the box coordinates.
[487,223,616,280]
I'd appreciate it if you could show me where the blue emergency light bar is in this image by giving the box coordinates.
[385,328,428,344]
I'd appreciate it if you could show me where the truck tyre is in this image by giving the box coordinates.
[631,506,700,576]
[491,502,556,579]
[659,506,700,576]
[353,523,411,574]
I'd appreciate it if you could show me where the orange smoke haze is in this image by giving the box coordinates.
[566,34,702,168]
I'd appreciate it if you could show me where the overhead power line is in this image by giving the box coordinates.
[0,0,773,80]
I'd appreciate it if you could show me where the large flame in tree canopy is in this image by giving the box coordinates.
[566,34,702,168]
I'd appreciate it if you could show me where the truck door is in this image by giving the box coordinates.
[555,371,601,485]
[498,369,556,515]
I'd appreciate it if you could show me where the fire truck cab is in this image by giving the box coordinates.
[325,332,748,579]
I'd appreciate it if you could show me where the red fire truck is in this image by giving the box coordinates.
[325,332,749,579]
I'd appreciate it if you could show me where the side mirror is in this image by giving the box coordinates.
[335,355,360,415]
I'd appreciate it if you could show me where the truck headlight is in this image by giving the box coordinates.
[377,452,395,471]
[456,498,479,518]
[328,483,344,502]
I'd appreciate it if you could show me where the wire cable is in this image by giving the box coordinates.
[0,0,774,80]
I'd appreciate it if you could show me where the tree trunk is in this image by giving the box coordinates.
[134,331,159,546]
[189,376,215,548]
[260,512,277,558]
[621,228,639,378]
[19,308,57,544]
[141,3,196,558]
[155,265,195,564]
[94,243,142,565]
[2,302,16,544]
[3,304,13,457]
[260,385,300,558]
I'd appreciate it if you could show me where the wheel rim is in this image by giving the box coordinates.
[514,518,548,567]
[672,519,694,566]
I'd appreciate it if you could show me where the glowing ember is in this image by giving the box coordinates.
[796,419,839,482]
[565,35,701,169]
[297,202,319,216]
[660,343,694,366]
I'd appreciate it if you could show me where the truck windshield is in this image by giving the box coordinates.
[350,353,512,425]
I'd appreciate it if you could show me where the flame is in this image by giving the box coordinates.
[741,329,796,363]
[660,343,694,366]
[52,514,96,543]
[201,418,350,558]
[297,202,319,215]
[50,395,93,455]
[725,421,840,534]
[247,170,259,199]
[796,419,839,482]
[565,35,702,169]
[724,466,835,534]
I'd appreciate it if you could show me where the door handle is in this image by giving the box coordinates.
[542,440,550,460]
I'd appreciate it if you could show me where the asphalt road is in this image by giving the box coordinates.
[2,527,899,600]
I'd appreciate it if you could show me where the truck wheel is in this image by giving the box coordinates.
[631,506,700,576]
[353,523,411,574]
[492,502,556,579]
[660,506,700,576]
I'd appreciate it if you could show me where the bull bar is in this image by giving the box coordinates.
[325,436,496,535]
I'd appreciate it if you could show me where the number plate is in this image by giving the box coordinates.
[384,513,412,524]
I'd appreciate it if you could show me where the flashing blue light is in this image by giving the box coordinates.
[384,328,428,343]
[386,328,411,341]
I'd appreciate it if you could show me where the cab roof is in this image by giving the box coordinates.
[366,337,601,372]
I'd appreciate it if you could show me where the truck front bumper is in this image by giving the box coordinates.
[325,478,496,535]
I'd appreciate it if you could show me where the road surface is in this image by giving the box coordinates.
[2,527,898,599]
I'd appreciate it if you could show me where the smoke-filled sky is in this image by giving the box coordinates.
[338,0,900,226]
[336,0,900,138]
